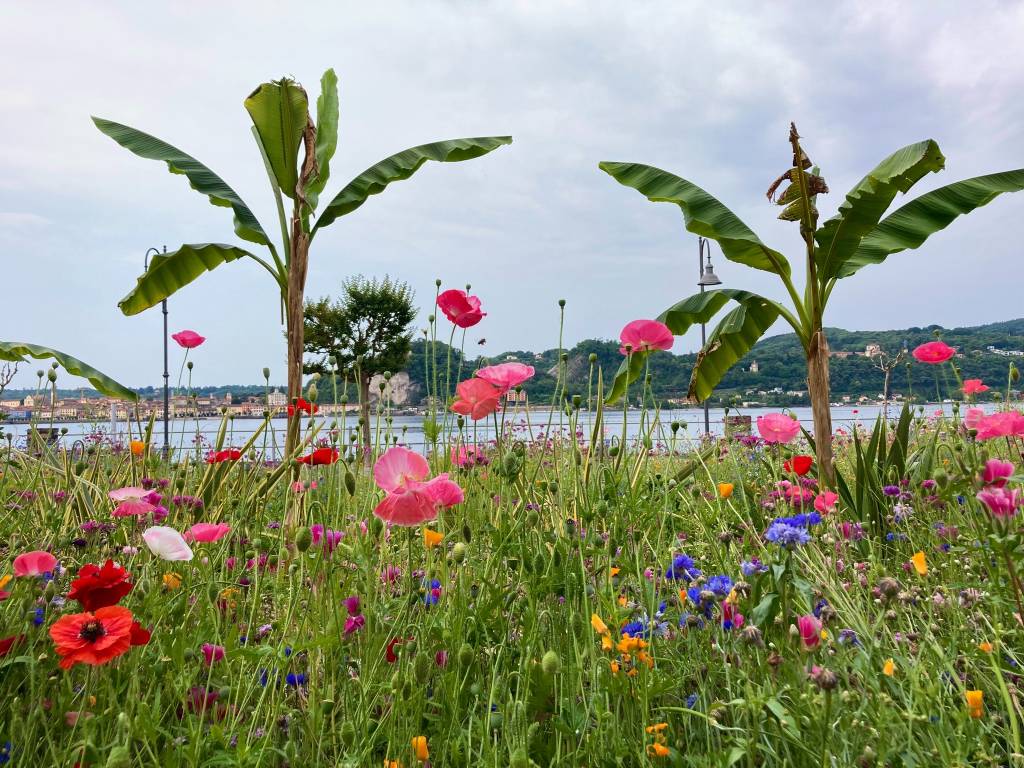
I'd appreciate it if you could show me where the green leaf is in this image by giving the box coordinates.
[603,350,648,406]
[751,593,778,628]
[815,140,944,281]
[307,69,339,212]
[313,136,513,235]
[118,243,252,316]
[688,294,783,402]
[840,169,1024,278]
[244,78,309,200]
[92,117,269,247]
[598,161,791,277]
[0,342,137,401]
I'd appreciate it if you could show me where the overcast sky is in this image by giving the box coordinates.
[2,1,1023,389]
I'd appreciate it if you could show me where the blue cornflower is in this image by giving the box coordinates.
[285,673,308,687]
[773,512,821,528]
[32,607,45,626]
[258,669,270,687]
[620,620,648,638]
[423,578,442,606]
[741,559,769,577]
[685,693,699,708]
[883,485,901,497]
[705,575,733,598]
[765,521,811,547]
[665,553,702,581]
[686,586,716,620]
[837,629,860,646]
[812,599,828,618]
[0,741,10,765]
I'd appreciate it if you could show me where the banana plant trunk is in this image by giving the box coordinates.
[806,328,836,488]
[284,231,310,463]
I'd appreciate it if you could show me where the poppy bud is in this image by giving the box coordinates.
[588,353,598,364]
[462,524,472,543]
[414,653,431,684]
[104,745,131,768]
[541,650,561,676]
[295,527,312,552]
[558,299,566,308]
[510,746,531,768]
[457,642,475,668]
[344,471,356,496]
[340,721,356,746]
[47,369,57,383]
[452,542,467,564]
[187,362,193,371]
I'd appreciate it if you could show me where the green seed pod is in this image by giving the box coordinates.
[452,542,467,564]
[262,367,271,380]
[532,551,546,574]
[340,720,356,747]
[295,527,312,552]
[462,523,472,543]
[541,650,561,676]
[344,471,356,496]
[548,481,558,494]
[457,642,475,668]
[320,699,334,715]
[414,653,432,684]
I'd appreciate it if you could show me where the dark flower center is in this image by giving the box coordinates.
[79,620,106,642]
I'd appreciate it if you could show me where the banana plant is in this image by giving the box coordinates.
[602,123,1024,486]
[0,341,137,400]
[95,69,511,459]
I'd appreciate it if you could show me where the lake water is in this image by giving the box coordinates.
[1,401,996,457]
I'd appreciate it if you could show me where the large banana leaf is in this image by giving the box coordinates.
[312,136,513,235]
[0,341,137,400]
[814,140,944,281]
[92,118,269,247]
[604,289,783,404]
[307,68,339,212]
[599,162,791,277]
[688,294,783,402]
[118,243,252,316]
[838,169,1024,279]
[244,79,308,200]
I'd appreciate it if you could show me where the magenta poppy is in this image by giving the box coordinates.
[757,413,800,444]
[977,487,1020,518]
[971,410,1024,441]
[13,550,58,578]
[912,341,954,364]
[618,319,674,355]
[475,362,535,393]
[963,379,989,396]
[185,523,231,543]
[171,330,205,349]
[372,446,463,526]
[450,378,502,421]
[437,289,486,328]
[796,614,821,650]
[982,459,1014,488]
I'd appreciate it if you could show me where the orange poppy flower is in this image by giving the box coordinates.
[717,482,734,499]
[965,689,984,718]
[129,440,145,456]
[411,735,429,761]
[49,606,135,670]
[423,529,444,549]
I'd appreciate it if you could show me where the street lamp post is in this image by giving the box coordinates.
[144,246,170,458]
[697,237,722,435]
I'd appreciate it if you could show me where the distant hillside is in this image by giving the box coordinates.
[4,319,1021,407]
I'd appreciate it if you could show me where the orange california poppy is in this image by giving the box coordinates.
[423,529,444,549]
[717,482,734,499]
[49,606,135,670]
[129,440,145,456]
[965,689,984,718]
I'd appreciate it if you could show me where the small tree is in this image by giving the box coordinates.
[304,276,416,452]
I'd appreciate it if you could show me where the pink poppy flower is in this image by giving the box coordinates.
[756,413,800,444]
[973,411,1024,441]
[618,319,674,355]
[201,643,225,665]
[374,446,431,492]
[796,614,822,650]
[977,487,1020,518]
[172,330,206,349]
[982,459,1015,488]
[436,289,485,328]
[142,526,194,561]
[451,378,501,421]
[372,446,464,527]
[373,488,440,526]
[108,487,156,518]
[450,444,481,468]
[185,523,231,544]
[475,362,535,393]
[813,491,839,514]
[963,407,985,431]
[13,550,58,577]
[911,341,954,364]
[424,474,465,507]
[963,379,989,396]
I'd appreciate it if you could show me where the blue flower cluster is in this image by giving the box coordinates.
[765,511,822,547]
[665,553,702,581]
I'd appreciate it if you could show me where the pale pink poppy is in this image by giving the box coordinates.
[911,341,954,364]
[796,614,821,650]
[450,378,501,421]
[172,330,206,349]
[424,474,465,507]
[756,413,800,444]
[981,459,1014,488]
[977,487,1020,518]
[962,379,989,396]
[374,446,430,493]
[13,550,58,577]
[475,362,535,393]
[436,289,485,328]
[373,488,440,526]
[142,526,194,561]
[185,523,231,543]
[618,319,674,355]
[973,411,1024,441]
[813,491,839,514]
[108,486,156,517]
[963,407,986,431]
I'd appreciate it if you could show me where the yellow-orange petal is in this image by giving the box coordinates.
[978,641,994,653]
[423,528,443,549]
[717,482,734,499]
[130,440,145,456]
[591,613,609,635]
[411,735,429,761]
[645,722,668,734]
[883,658,895,677]
[965,689,984,718]
[910,551,927,576]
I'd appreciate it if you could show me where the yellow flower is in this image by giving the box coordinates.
[910,551,927,576]
[601,635,613,651]
[591,613,609,635]
[411,735,429,761]
[383,760,401,768]
[610,660,620,674]
[647,743,670,757]
[717,482,734,499]
[883,658,895,677]
[978,641,994,654]
[423,528,443,549]
[162,573,182,590]
[609,567,620,578]
[0,574,11,591]
[645,723,668,734]
[130,440,145,456]
[965,689,984,719]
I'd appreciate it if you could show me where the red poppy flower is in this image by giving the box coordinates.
[287,398,319,417]
[297,447,340,466]
[67,560,133,611]
[129,622,151,646]
[783,455,813,476]
[205,449,242,464]
[386,637,403,663]
[49,606,135,669]
[0,634,25,657]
